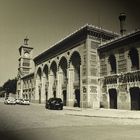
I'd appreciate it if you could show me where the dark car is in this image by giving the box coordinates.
[46,98,63,110]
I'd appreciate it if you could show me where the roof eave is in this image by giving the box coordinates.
[98,30,140,51]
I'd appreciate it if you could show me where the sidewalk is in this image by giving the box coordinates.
[64,106,140,119]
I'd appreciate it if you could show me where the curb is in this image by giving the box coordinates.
[63,108,82,111]
[65,113,140,119]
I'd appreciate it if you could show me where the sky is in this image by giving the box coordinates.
[0,0,140,86]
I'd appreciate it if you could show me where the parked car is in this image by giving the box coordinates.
[23,99,30,105]
[4,97,16,105]
[15,99,23,104]
[4,99,8,104]
[20,99,30,105]
[46,98,63,110]
[15,99,30,105]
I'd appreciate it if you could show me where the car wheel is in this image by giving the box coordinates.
[54,106,56,110]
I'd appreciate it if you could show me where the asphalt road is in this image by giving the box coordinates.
[0,102,140,140]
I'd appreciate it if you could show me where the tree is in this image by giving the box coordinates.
[0,86,3,91]
[2,78,17,95]
[0,86,5,97]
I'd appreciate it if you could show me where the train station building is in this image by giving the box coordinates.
[17,15,140,110]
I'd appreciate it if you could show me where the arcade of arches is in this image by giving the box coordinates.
[35,51,82,107]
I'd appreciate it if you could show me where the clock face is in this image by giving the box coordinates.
[24,52,29,58]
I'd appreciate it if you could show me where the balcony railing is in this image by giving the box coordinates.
[103,70,140,85]
[122,70,140,83]
[104,74,118,84]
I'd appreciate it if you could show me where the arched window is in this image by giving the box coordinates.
[128,48,139,70]
[108,54,117,74]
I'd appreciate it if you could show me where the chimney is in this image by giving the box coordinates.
[119,13,126,35]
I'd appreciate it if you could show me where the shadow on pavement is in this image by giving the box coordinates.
[0,131,20,140]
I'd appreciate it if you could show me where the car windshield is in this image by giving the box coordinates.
[54,98,62,102]
[55,98,62,101]
[48,98,62,103]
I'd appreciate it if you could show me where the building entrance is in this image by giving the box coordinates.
[130,87,140,110]
[39,89,41,104]
[63,90,67,106]
[109,89,117,109]
[53,91,56,98]
[74,89,80,107]
[45,91,48,102]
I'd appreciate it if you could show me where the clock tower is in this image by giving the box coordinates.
[18,37,33,77]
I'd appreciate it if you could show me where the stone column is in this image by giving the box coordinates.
[106,86,110,108]
[80,65,83,108]
[126,49,131,72]
[20,80,23,99]
[48,73,53,99]
[31,80,35,101]
[107,60,111,75]
[56,69,63,98]
[41,76,46,104]
[127,84,131,110]
[67,65,75,107]
[35,79,39,103]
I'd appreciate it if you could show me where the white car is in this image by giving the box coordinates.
[15,99,22,104]
[4,97,16,105]
[4,99,8,104]
[20,99,30,105]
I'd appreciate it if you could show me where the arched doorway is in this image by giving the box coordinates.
[70,51,81,107]
[109,89,117,109]
[50,61,57,98]
[59,57,68,104]
[74,89,80,107]
[63,90,67,106]
[53,90,56,98]
[39,88,41,103]
[43,65,49,102]
[45,91,48,101]
[130,87,140,110]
